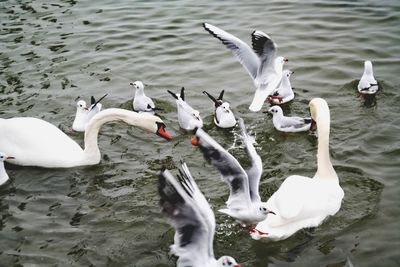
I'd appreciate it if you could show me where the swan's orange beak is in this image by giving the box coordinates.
[157,126,172,140]
[191,135,199,146]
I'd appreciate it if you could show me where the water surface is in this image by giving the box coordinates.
[1,0,400,266]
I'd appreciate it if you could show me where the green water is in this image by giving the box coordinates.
[1,0,399,266]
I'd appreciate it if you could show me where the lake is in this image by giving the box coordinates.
[0,0,399,266]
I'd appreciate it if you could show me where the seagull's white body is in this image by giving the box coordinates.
[358,61,378,94]
[159,163,240,267]
[194,119,272,226]
[268,70,295,104]
[214,102,236,128]
[72,95,106,132]
[203,90,236,128]
[0,152,14,186]
[72,100,89,132]
[0,109,171,168]
[203,23,287,112]
[252,98,344,241]
[268,105,311,133]
[132,81,157,113]
[168,88,203,131]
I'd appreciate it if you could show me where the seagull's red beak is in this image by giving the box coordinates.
[234,264,242,267]
[156,124,172,140]
[191,135,199,146]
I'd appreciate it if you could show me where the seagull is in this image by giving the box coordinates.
[159,162,241,267]
[72,94,107,132]
[0,152,15,186]
[266,105,313,133]
[267,70,295,104]
[203,90,236,128]
[168,87,203,131]
[203,23,287,112]
[358,60,379,94]
[131,81,161,113]
[191,118,275,233]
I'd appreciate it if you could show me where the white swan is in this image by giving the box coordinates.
[72,94,107,132]
[203,23,287,112]
[358,60,379,94]
[251,98,344,241]
[0,152,15,186]
[267,70,295,104]
[203,90,236,128]
[0,108,172,168]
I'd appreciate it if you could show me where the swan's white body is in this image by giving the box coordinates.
[0,108,171,168]
[358,60,378,94]
[132,81,157,113]
[268,105,311,133]
[268,70,295,104]
[252,98,344,241]
[203,23,287,112]
[0,152,14,186]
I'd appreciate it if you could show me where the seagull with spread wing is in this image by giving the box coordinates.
[159,162,241,267]
[191,118,275,233]
[203,23,287,112]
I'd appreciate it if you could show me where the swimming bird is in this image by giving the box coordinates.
[267,70,295,104]
[203,23,287,112]
[131,81,161,113]
[358,60,379,94]
[0,152,15,186]
[159,162,241,267]
[168,87,203,131]
[0,109,172,168]
[203,90,236,128]
[72,94,107,132]
[252,98,344,241]
[267,105,312,133]
[192,118,274,233]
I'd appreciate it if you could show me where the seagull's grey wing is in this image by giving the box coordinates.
[195,128,252,209]
[159,169,211,264]
[203,23,260,80]
[238,118,262,203]
[280,116,310,129]
[251,30,277,80]
[178,162,215,259]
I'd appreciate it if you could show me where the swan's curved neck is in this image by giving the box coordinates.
[0,162,9,186]
[314,108,338,181]
[82,108,152,164]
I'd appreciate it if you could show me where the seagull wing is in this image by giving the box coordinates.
[203,23,260,80]
[159,168,213,264]
[238,118,262,203]
[178,162,215,259]
[251,30,277,79]
[195,128,252,210]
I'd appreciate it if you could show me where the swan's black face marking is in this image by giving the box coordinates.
[156,122,172,140]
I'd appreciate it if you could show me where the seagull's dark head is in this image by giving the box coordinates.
[76,100,88,111]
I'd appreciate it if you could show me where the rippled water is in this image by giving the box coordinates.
[1,0,400,266]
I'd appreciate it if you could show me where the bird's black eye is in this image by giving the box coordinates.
[263,208,267,211]
[0,156,3,159]
[227,261,232,265]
